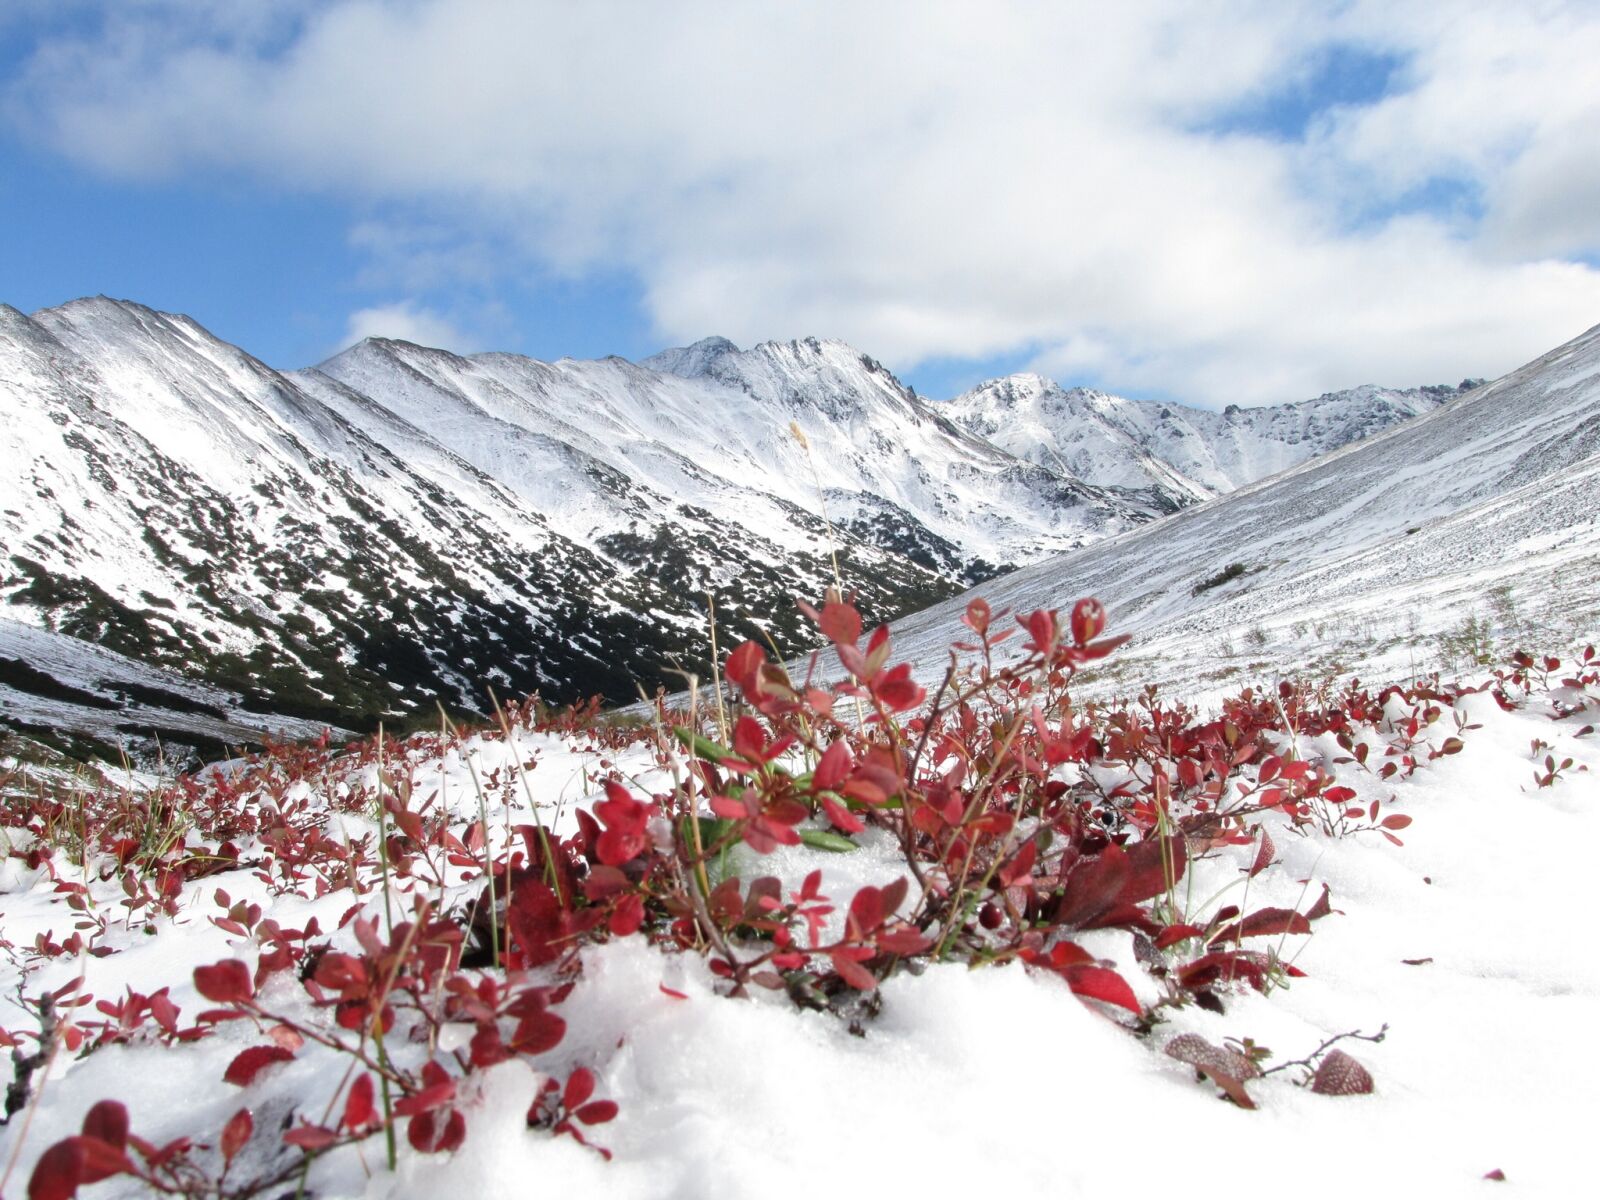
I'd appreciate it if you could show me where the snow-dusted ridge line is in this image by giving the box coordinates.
[945,369,1480,508]
[2,294,1473,759]
[884,319,1600,703]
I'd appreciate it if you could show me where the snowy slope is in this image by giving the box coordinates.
[310,333,1155,582]
[0,300,972,743]
[893,323,1600,700]
[948,373,1475,505]
[0,617,340,763]
[0,294,1490,756]
[0,633,1592,1198]
[1,306,1595,1199]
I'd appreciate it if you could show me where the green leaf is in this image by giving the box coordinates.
[682,815,737,847]
[672,726,730,761]
[799,829,858,853]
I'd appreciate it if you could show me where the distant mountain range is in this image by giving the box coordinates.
[0,296,1469,760]
[948,373,1479,506]
[893,325,1599,702]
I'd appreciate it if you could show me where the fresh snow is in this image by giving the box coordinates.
[888,320,1600,706]
[946,372,1472,508]
[2,299,1598,1198]
[0,669,1593,1198]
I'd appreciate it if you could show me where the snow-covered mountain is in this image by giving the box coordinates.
[308,332,1153,589]
[1,616,340,765]
[0,295,1482,759]
[0,299,1169,754]
[947,374,1478,505]
[893,324,1600,700]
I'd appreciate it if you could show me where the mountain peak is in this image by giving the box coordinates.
[315,335,470,375]
[35,294,159,325]
[640,336,742,378]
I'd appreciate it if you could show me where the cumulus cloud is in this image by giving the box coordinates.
[7,0,1600,404]
[339,302,474,356]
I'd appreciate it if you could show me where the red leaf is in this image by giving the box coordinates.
[872,663,925,712]
[220,1109,253,1162]
[1062,965,1142,1015]
[608,893,646,937]
[80,1101,128,1150]
[879,876,909,918]
[725,641,766,693]
[1070,598,1107,646]
[407,1109,467,1154]
[1165,1033,1260,1108]
[393,1074,457,1118]
[149,991,180,1033]
[1154,924,1203,950]
[563,1068,596,1110]
[28,1139,84,1200]
[818,601,862,647]
[847,886,885,937]
[1047,941,1094,968]
[342,1074,377,1131]
[999,839,1037,888]
[194,960,254,1004]
[469,1025,510,1069]
[1311,1049,1375,1095]
[820,795,865,834]
[282,1124,338,1152]
[1248,828,1275,878]
[1380,813,1413,831]
[1056,845,1131,927]
[223,1045,293,1087]
[510,1008,567,1056]
[1210,907,1312,944]
[830,949,879,990]
[813,740,853,791]
[74,1137,132,1186]
[875,926,932,956]
[135,1137,192,1171]
[581,864,631,901]
[594,786,652,867]
[1079,902,1161,935]
[1177,951,1271,992]
[1116,835,1185,906]
[730,716,767,763]
[1020,609,1058,654]
[575,1100,619,1126]
[1304,883,1335,921]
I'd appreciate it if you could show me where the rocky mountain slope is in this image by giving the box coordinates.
[0,296,1469,761]
[891,325,1599,700]
[307,332,1153,590]
[948,373,1479,506]
[0,300,1159,758]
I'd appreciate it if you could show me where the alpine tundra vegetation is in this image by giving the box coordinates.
[0,313,1596,1198]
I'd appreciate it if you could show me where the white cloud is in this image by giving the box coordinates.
[339,302,473,356]
[8,0,1600,404]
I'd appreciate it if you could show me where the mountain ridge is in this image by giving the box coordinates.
[2,294,1471,762]
[886,319,1600,703]
[946,370,1481,505]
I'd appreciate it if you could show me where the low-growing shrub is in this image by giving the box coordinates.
[5,601,1593,1198]
[1191,562,1247,595]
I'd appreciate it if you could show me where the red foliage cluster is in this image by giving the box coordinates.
[12,600,1590,1196]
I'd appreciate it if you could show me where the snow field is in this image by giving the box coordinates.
[0,667,1594,1198]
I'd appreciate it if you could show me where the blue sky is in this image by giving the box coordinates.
[3,3,1598,405]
